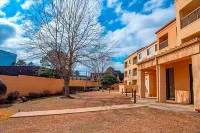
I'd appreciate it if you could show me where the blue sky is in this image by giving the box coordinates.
[0,0,175,72]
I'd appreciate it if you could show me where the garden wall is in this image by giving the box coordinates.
[0,75,99,96]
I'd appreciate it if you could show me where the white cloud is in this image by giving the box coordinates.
[112,62,124,72]
[0,0,9,17]
[107,0,117,8]
[128,0,137,7]
[0,0,9,8]
[21,0,34,9]
[107,5,175,59]
[115,2,122,14]
[143,0,166,12]
[0,10,5,16]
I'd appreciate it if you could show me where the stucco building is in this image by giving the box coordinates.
[124,0,200,110]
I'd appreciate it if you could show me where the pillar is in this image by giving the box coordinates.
[138,70,145,98]
[157,64,166,102]
[192,54,200,110]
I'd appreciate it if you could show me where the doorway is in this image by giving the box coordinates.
[166,68,175,100]
[189,64,194,104]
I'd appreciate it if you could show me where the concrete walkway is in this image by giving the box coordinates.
[10,104,147,118]
[132,98,195,113]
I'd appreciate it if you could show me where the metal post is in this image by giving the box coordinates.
[132,89,133,98]
[134,90,136,103]
[126,89,127,96]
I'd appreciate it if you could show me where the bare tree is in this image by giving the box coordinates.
[83,52,112,89]
[21,0,113,97]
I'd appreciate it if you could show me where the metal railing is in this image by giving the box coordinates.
[159,40,168,50]
[132,71,137,76]
[181,7,200,29]
[133,59,137,64]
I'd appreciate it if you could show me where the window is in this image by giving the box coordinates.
[129,70,131,75]
[147,48,152,55]
[159,40,168,50]
[139,53,142,59]
[129,60,131,64]
[155,44,157,51]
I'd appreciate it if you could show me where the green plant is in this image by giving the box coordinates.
[0,80,7,98]
[42,90,51,97]
[7,91,19,101]
[99,74,119,88]
[28,92,40,99]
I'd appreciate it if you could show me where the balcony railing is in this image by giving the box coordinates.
[133,59,137,64]
[125,64,128,68]
[132,71,137,76]
[159,40,168,50]
[125,74,127,78]
[181,7,200,29]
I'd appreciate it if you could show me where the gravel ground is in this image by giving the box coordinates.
[0,107,200,133]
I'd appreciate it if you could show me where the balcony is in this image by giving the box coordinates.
[159,40,168,50]
[132,71,137,76]
[181,7,200,29]
[133,59,137,65]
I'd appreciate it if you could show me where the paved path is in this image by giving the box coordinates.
[132,98,195,113]
[10,104,147,118]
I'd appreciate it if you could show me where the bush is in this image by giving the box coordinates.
[0,80,7,98]
[28,92,40,99]
[7,91,20,102]
[42,90,51,97]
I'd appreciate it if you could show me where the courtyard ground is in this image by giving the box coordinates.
[1,107,200,133]
[0,91,131,120]
[0,91,200,133]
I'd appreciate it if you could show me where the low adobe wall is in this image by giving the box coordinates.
[0,75,99,96]
[119,84,138,93]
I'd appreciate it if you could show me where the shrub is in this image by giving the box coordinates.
[28,92,40,99]
[7,91,20,102]
[42,90,51,97]
[0,80,7,98]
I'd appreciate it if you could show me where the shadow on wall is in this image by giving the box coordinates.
[0,80,7,98]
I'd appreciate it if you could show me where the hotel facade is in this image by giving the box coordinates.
[124,0,200,110]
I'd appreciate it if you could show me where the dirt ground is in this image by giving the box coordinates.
[0,107,200,133]
[0,91,131,120]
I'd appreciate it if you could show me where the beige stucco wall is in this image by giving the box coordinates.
[156,20,178,54]
[175,0,200,44]
[0,75,99,96]
[192,54,200,110]
[138,42,157,63]
[124,52,138,85]
[164,59,192,103]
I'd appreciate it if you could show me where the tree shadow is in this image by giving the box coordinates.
[0,104,13,109]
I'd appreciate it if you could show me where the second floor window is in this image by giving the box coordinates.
[139,53,142,59]
[147,48,152,55]
[129,70,131,75]
[159,40,168,50]
[129,60,131,64]
[155,44,157,51]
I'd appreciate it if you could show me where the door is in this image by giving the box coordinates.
[189,64,194,104]
[166,68,175,100]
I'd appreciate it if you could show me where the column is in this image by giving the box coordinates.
[138,70,145,98]
[157,64,166,102]
[192,54,200,110]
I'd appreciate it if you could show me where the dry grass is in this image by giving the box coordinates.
[0,107,200,133]
[0,91,131,120]
[9,91,131,112]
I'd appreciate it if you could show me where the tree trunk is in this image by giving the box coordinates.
[64,78,70,97]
